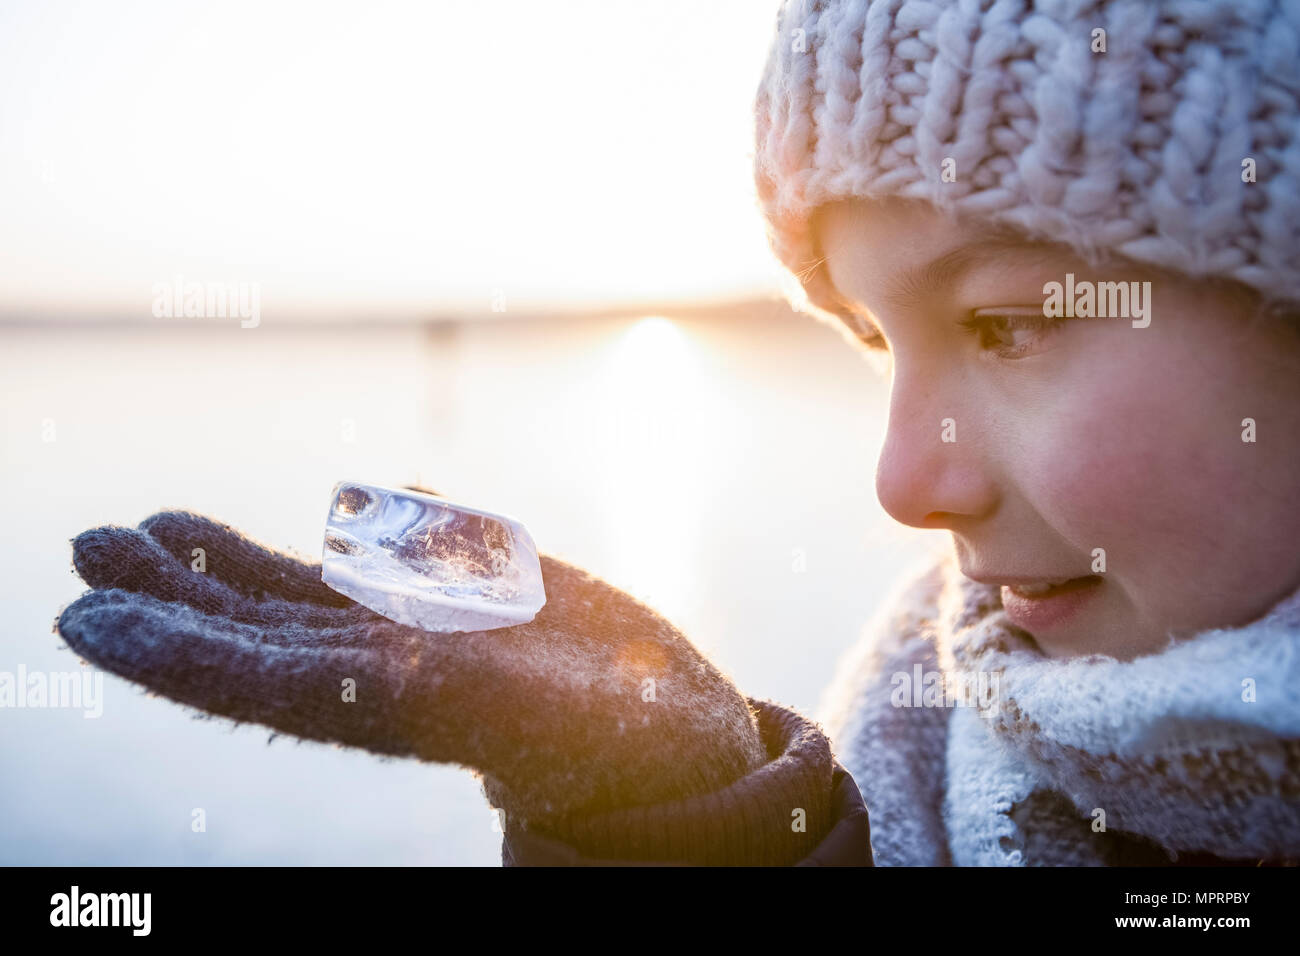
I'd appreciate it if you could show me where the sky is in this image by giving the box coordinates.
[0,0,790,320]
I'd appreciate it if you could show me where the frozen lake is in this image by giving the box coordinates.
[0,308,945,864]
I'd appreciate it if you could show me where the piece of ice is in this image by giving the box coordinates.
[321,481,546,632]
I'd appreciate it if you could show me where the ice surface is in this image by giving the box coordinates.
[321,481,546,632]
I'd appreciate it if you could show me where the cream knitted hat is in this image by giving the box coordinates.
[753,0,1300,327]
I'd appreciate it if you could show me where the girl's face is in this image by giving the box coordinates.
[815,198,1300,661]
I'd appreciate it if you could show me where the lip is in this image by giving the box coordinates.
[962,572,1085,587]
[995,575,1103,632]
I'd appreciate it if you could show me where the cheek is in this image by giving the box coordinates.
[1011,350,1246,572]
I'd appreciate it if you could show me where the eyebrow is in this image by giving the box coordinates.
[822,236,1067,325]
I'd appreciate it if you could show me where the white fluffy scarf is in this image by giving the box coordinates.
[816,550,1300,866]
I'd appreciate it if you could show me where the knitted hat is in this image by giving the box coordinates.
[753,0,1300,329]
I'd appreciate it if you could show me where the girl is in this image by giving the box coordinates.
[58,0,1300,865]
[753,0,1300,865]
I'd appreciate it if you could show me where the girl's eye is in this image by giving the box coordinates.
[959,308,1066,359]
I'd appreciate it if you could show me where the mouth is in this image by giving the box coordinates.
[1002,576,1101,599]
[999,576,1103,631]
[962,571,1105,632]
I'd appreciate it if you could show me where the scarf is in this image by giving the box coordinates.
[817,549,1300,866]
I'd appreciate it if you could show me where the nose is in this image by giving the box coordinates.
[874,363,1000,530]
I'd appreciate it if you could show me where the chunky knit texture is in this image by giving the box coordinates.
[754,0,1300,328]
[816,547,1300,865]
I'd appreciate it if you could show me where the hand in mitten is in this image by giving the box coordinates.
[56,489,838,864]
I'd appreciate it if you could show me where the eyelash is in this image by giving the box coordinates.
[842,313,888,351]
[843,309,1068,359]
[957,310,1066,359]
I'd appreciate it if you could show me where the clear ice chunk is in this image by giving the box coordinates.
[321,481,546,632]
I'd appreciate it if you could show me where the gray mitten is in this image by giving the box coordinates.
[56,492,837,863]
